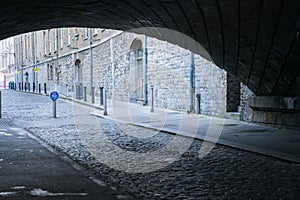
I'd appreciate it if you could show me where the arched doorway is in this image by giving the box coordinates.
[74,59,82,84]
[129,38,143,103]
[74,59,83,99]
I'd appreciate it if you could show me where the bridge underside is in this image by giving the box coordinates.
[0,0,299,96]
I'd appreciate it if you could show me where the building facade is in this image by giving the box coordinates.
[0,37,15,88]
[13,27,244,117]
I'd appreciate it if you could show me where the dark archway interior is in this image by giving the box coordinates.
[1,0,299,96]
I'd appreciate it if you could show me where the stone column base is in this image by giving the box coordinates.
[248,96,300,129]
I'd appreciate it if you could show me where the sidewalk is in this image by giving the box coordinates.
[68,93,300,164]
[0,118,121,199]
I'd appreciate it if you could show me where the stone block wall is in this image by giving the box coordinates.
[240,84,255,121]
[17,29,229,117]
[226,73,241,112]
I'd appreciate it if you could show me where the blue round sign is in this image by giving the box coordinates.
[50,91,59,101]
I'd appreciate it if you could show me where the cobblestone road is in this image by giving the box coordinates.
[2,90,300,199]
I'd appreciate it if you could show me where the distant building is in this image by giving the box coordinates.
[0,37,15,88]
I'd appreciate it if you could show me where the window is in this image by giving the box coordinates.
[83,28,89,39]
[67,28,71,46]
[93,28,99,36]
[43,31,46,55]
[54,30,57,52]
[24,34,28,59]
[60,29,63,48]
[48,30,51,54]
[136,49,143,60]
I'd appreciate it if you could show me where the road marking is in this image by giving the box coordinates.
[0,191,19,196]
[30,188,88,197]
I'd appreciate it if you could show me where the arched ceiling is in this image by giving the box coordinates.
[1,0,299,96]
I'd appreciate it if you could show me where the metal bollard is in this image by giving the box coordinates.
[19,83,21,90]
[28,83,31,92]
[99,87,104,106]
[91,86,95,104]
[14,83,16,90]
[22,83,24,91]
[0,91,2,118]
[196,94,201,114]
[53,101,57,118]
[39,84,41,93]
[33,83,35,93]
[44,83,47,94]
[150,85,154,112]
[24,83,27,91]
[84,86,87,102]
[103,89,107,116]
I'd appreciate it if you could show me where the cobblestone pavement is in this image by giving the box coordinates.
[2,90,300,199]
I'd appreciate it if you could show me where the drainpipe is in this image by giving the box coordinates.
[110,38,115,103]
[143,35,148,106]
[189,51,195,113]
[34,32,38,87]
[89,28,93,93]
[31,32,36,86]
[20,35,24,84]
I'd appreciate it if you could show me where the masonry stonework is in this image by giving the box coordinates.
[14,28,254,120]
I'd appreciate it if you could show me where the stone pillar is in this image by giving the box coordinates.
[248,96,300,129]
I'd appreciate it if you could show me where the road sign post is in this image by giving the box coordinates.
[50,91,59,118]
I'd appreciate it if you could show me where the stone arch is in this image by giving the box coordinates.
[1,0,298,96]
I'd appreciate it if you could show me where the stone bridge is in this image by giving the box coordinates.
[0,0,299,97]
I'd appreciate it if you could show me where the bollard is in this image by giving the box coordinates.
[22,83,24,91]
[150,85,154,112]
[14,83,17,90]
[50,91,59,118]
[196,94,201,114]
[0,91,2,118]
[84,86,87,102]
[28,83,31,92]
[24,83,27,91]
[99,87,104,106]
[39,84,41,93]
[53,101,57,118]
[44,83,47,94]
[103,89,107,116]
[91,86,95,104]
[19,83,21,91]
[33,83,35,93]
